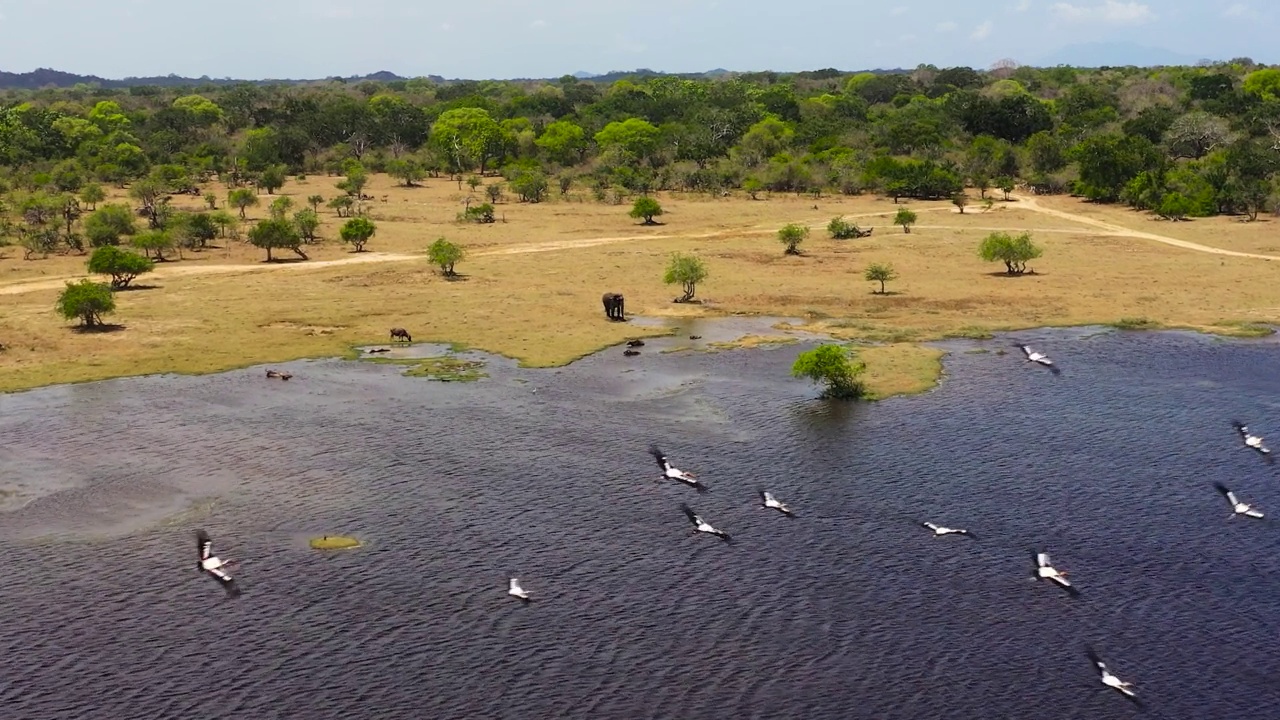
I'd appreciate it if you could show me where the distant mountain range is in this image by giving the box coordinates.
[0,46,1235,90]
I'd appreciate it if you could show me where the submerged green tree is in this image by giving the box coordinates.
[791,344,866,399]
[56,279,116,328]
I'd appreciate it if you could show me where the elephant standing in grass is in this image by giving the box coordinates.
[602,293,626,321]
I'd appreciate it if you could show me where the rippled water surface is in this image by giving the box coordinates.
[2,326,1280,720]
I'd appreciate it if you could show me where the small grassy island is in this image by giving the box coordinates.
[309,535,362,550]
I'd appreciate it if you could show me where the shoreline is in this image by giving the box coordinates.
[0,313,1273,400]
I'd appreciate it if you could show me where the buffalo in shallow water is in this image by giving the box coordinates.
[390,327,412,343]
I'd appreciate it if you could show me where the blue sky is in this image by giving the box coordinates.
[0,0,1271,79]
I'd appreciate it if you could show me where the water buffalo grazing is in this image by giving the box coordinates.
[390,327,412,343]
[626,339,645,348]
[602,292,626,321]
[623,349,640,357]
[265,369,293,380]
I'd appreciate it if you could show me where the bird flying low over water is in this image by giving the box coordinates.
[682,504,731,541]
[1017,345,1061,375]
[196,529,241,598]
[1232,421,1272,460]
[1085,647,1141,704]
[1033,552,1079,596]
[759,491,794,516]
[649,445,707,492]
[508,578,531,602]
[921,522,975,539]
[1215,482,1264,519]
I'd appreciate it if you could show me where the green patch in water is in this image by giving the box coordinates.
[362,355,488,382]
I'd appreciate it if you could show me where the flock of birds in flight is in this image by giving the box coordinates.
[189,342,1273,710]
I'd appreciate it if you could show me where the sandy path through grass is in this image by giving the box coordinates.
[2,198,1274,297]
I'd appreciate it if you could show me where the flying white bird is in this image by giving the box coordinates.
[508,578,531,602]
[1032,551,1079,596]
[1085,647,1141,704]
[1232,421,1272,460]
[920,521,975,538]
[649,445,707,492]
[195,529,241,598]
[1215,482,1264,519]
[682,504,731,541]
[1017,344,1061,375]
[759,490,794,516]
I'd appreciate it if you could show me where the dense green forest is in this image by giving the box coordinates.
[5,60,1280,256]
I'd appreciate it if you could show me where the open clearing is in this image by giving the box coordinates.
[2,173,1278,396]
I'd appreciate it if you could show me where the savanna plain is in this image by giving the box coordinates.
[2,172,1279,397]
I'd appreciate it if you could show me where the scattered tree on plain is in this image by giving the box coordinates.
[629,196,664,225]
[663,252,708,303]
[56,279,116,328]
[778,223,809,254]
[294,209,320,242]
[340,217,376,252]
[87,246,154,289]
[83,204,137,247]
[978,231,1042,275]
[248,218,307,261]
[228,188,258,219]
[427,237,465,277]
[791,344,866,400]
[78,183,105,210]
[894,207,917,233]
[864,263,898,294]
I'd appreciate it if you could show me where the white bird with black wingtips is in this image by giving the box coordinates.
[1232,421,1272,461]
[649,444,707,492]
[1017,344,1061,375]
[195,529,241,598]
[920,521,975,538]
[682,504,731,541]
[1086,647,1141,704]
[1032,551,1079,596]
[1215,482,1264,519]
[759,490,794,516]
[508,578,531,602]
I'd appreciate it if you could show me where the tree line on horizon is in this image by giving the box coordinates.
[6,58,1280,258]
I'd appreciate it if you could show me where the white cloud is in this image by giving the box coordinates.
[936,20,958,32]
[890,6,909,15]
[970,20,993,40]
[1051,1,1154,24]
[1223,3,1252,17]
[1012,0,1031,10]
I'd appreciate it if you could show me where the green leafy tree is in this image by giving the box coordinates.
[387,158,425,187]
[629,196,664,224]
[336,163,369,197]
[248,217,306,261]
[663,252,708,303]
[427,237,465,277]
[203,192,217,209]
[778,223,809,254]
[307,194,324,211]
[293,209,320,242]
[952,191,969,214]
[179,212,219,249]
[893,207,917,233]
[827,216,863,239]
[268,196,294,220]
[535,120,588,165]
[1157,192,1193,221]
[56,279,116,328]
[131,229,174,261]
[327,195,355,217]
[594,118,661,162]
[791,344,866,400]
[466,174,482,193]
[509,169,548,202]
[83,203,137,247]
[864,262,897,294]
[486,183,504,203]
[79,183,106,210]
[228,188,258,219]
[339,216,376,252]
[978,231,1042,275]
[257,164,287,194]
[430,107,502,174]
[87,245,154,289]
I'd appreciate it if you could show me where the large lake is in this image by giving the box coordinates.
[1,323,1279,720]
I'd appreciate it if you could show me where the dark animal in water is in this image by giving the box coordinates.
[390,327,412,343]
[689,335,703,340]
[623,349,640,356]
[602,292,626,321]
[265,369,293,380]
[365,347,390,354]
[626,339,645,347]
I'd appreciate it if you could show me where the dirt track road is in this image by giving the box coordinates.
[1,199,1274,297]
